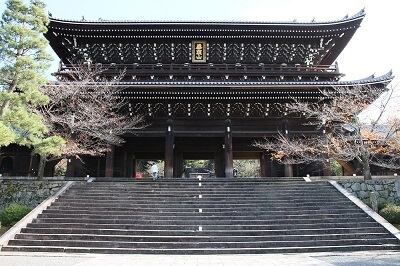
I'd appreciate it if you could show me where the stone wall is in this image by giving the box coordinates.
[338,179,400,206]
[0,180,67,209]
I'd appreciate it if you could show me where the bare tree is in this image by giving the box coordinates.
[254,84,400,180]
[35,63,145,178]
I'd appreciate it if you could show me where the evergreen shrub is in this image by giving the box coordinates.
[0,204,32,226]
[379,203,400,224]
[378,201,389,211]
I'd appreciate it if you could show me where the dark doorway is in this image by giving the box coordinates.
[0,156,14,173]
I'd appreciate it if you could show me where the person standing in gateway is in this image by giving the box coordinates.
[151,163,158,180]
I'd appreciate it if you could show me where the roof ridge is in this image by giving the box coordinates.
[48,9,365,25]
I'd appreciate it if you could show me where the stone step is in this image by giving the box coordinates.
[69,183,336,187]
[49,200,352,208]
[73,183,321,188]
[38,212,368,221]
[61,194,343,200]
[26,221,382,230]
[67,189,340,193]
[53,199,349,206]
[61,191,343,197]
[38,212,366,220]
[70,183,333,188]
[14,232,396,243]
[89,178,306,183]
[21,226,390,236]
[44,205,362,213]
[77,182,310,185]
[66,189,340,195]
[41,208,365,216]
[32,217,376,226]
[3,244,399,254]
[5,180,399,254]
[59,193,345,199]
[67,185,337,189]
[6,238,399,249]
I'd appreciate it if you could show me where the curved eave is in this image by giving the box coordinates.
[56,71,393,89]
[47,13,364,36]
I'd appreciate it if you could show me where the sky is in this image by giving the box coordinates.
[1,0,398,83]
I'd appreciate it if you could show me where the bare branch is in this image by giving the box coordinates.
[253,84,400,179]
[37,63,146,159]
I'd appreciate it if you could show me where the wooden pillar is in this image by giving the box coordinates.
[322,125,332,176]
[323,157,332,176]
[28,155,34,177]
[121,150,127,177]
[66,157,75,177]
[260,152,266,177]
[96,158,101,177]
[270,160,278,177]
[105,145,115,178]
[224,119,233,178]
[126,151,134,178]
[282,120,293,177]
[214,151,223,177]
[133,159,137,178]
[264,152,272,177]
[284,164,294,177]
[164,120,174,178]
[173,151,183,178]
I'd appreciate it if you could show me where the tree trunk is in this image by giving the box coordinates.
[362,156,372,180]
[1,77,18,116]
[37,155,47,181]
[0,100,10,116]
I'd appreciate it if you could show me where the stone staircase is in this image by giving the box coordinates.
[2,178,400,254]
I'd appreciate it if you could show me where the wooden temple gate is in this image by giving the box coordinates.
[39,9,392,178]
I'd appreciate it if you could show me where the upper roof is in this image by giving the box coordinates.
[45,10,365,67]
[48,9,364,26]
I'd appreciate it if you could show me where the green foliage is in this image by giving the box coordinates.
[2,105,48,146]
[330,159,343,176]
[32,135,65,157]
[0,121,15,146]
[233,160,260,177]
[378,201,389,211]
[379,203,400,224]
[0,0,54,148]
[0,0,65,178]
[0,204,32,226]
[184,160,214,170]
[0,0,51,92]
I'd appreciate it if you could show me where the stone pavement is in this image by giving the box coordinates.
[0,251,399,266]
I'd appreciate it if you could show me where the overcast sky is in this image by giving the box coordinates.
[1,0,398,84]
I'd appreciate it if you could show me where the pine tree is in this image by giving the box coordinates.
[0,0,65,179]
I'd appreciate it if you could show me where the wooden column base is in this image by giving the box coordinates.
[105,145,115,178]
[284,164,294,177]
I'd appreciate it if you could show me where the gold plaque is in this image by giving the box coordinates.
[192,40,206,63]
